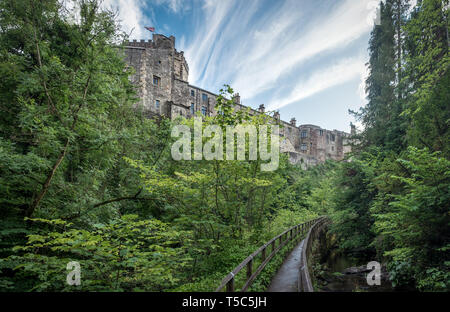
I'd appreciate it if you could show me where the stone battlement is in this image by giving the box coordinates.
[125,34,176,50]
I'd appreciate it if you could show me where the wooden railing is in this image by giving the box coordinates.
[215,217,324,292]
[298,217,329,292]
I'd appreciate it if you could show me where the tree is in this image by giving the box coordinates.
[371,147,450,290]
[328,156,377,254]
[402,0,450,155]
[356,1,401,151]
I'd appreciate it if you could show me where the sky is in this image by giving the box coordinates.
[101,0,387,133]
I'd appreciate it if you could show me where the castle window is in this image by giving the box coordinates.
[155,100,160,109]
[190,103,195,114]
[319,130,323,136]
[191,90,195,97]
[301,130,308,138]
[331,146,334,151]
[331,134,335,142]
[301,143,307,151]
[202,93,208,102]
[201,106,207,116]
[153,75,160,86]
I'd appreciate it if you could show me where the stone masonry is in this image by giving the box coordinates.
[123,34,352,167]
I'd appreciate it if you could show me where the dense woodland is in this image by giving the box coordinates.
[0,0,448,292]
[329,0,449,291]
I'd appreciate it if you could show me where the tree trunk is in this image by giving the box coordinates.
[26,139,69,217]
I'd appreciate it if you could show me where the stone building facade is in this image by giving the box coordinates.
[123,34,352,166]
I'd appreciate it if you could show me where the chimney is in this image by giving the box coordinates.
[258,104,265,113]
[290,118,296,127]
[233,93,241,105]
[273,111,280,121]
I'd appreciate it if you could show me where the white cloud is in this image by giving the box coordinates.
[184,0,239,82]
[267,58,365,111]
[183,0,374,109]
[102,0,154,39]
[232,0,374,100]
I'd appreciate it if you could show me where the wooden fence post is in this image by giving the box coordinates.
[226,276,235,292]
[247,258,253,280]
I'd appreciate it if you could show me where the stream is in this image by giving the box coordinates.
[314,248,394,292]
[312,229,395,292]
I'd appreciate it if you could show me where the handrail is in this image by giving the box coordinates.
[298,217,329,292]
[215,217,324,292]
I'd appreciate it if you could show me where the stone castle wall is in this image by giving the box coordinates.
[123,34,351,166]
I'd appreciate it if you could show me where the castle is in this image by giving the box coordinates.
[123,34,352,166]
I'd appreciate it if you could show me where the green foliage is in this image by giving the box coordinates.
[0,0,140,221]
[121,86,324,290]
[1,215,192,291]
[328,158,377,253]
[0,1,324,290]
[0,0,175,261]
[1,0,448,293]
[403,0,450,155]
[371,147,450,290]
[326,0,450,291]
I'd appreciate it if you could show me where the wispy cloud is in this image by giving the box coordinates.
[184,0,239,83]
[183,0,374,111]
[268,58,365,110]
[231,0,373,100]
[155,0,186,13]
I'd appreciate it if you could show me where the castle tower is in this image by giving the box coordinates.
[123,34,190,118]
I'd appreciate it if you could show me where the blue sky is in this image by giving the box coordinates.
[102,0,385,132]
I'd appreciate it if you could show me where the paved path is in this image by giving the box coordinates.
[267,239,305,292]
